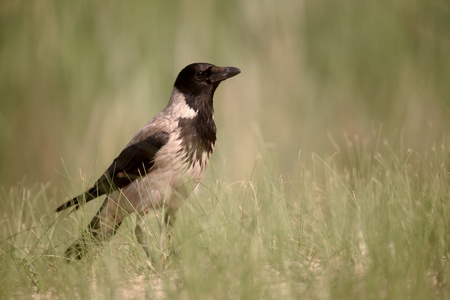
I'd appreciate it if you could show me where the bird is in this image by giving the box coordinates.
[56,62,241,260]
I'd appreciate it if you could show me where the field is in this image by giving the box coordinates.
[1,1,449,299]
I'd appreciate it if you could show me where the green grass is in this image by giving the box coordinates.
[1,0,450,299]
[1,133,449,299]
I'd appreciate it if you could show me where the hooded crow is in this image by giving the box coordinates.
[56,63,241,259]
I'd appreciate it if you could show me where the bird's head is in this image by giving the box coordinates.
[174,63,241,99]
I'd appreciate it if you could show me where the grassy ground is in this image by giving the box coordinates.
[1,0,450,299]
[1,134,449,299]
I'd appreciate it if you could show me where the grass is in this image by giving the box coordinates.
[1,132,449,299]
[1,0,450,299]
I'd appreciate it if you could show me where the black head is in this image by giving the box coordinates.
[174,63,241,98]
[174,63,240,162]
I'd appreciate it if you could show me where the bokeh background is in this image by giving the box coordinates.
[1,0,449,190]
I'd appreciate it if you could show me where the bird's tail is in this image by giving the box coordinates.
[55,188,98,212]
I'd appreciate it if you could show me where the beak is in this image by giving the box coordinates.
[209,66,241,83]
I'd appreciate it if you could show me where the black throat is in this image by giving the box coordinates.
[177,94,216,163]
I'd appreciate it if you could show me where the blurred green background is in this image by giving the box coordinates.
[1,0,449,189]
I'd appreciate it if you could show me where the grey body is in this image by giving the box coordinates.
[115,88,209,215]
[56,63,240,259]
[92,89,207,239]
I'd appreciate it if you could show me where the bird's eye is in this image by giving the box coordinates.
[195,70,207,81]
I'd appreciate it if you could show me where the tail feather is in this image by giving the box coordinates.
[56,176,118,213]
[55,188,98,212]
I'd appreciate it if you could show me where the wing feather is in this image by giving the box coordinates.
[55,131,170,212]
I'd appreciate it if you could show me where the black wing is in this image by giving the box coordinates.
[55,131,170,212]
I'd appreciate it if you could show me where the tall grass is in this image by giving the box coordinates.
[1,132,449,299]
[1,0,449,299]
